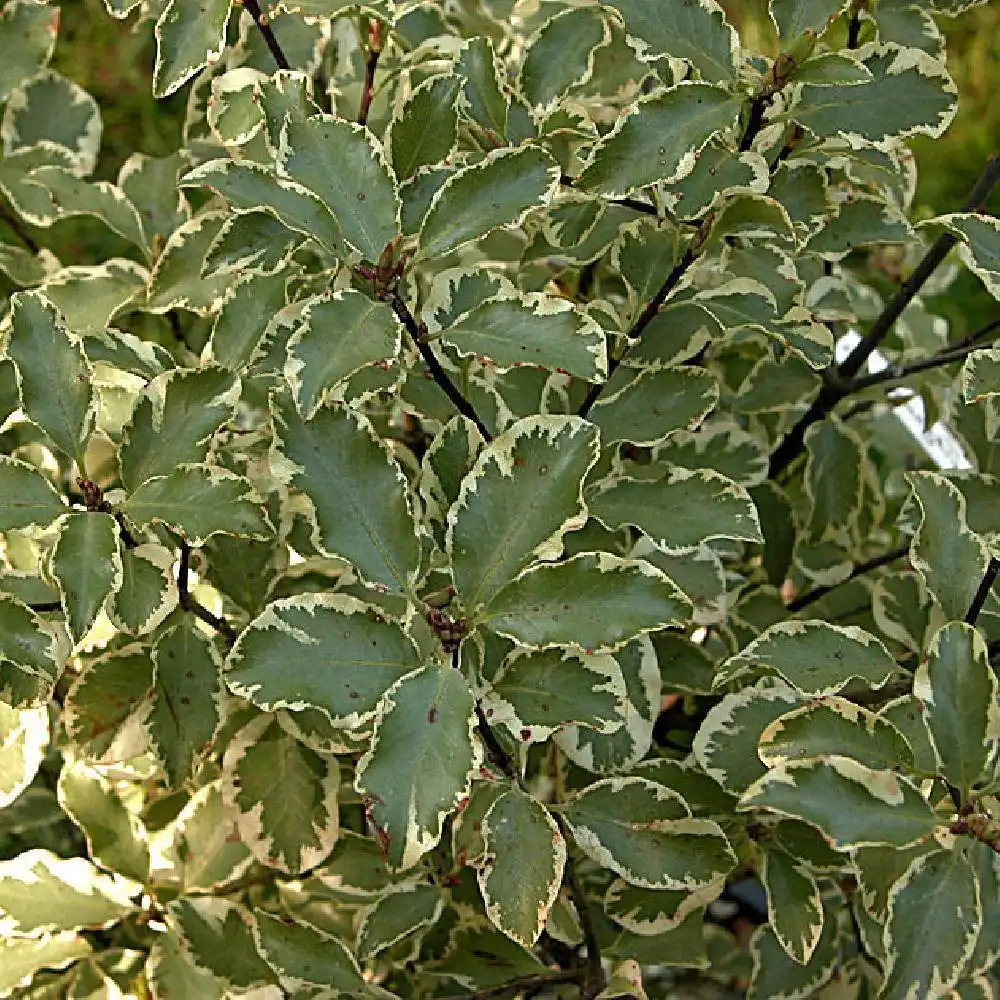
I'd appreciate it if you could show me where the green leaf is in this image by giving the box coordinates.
[0,595,65,707]
[145,211,233,313]
[180,158,344,255]
[739,757,936,848]
[555,636,661,773]
[480,552,690,652]
[122,464,271,544]
[57,759,149,882]
[255,909,385,995]
[355,664,480,870]
[519,6,609,108]
[64,646,154,763]
[479,789,565,947]
[913,622,999,796]
[357,882,444,959]
[389,74,462,181]
[806,193,914,259]
[207,271,288,373]
[149,621,223,787]
[225,593,422,726]
[223,714,339,875]
[590,366,719,446]
[483,646,626,741]
[448,416,599,613]
[791,44,957,142]
[907,471,990,621]
[3,71,101,175]
[562,777,736,889]
[603,0,738,81]
[588,467,762,554]
[931,212,1000,300]
[761,849,824,966]
[273,399,421,593]
[49,513,122,644]
[41,259,146,334]
[0,1,59,102]
[108,543,177,636]
[578,83,741,196]
[419,146,559,259]
[769,0,848,38]
[882,850,981,998]
[803,419,863,541]
[0,850,140,935]
[0,702,48,810]
[7,290,94,462]
[27,170,146,252]
[278,114,399,262]
[0,457,66,532]
[171,782,252,893]
[693,681,805,794]
[713,620,899,694]
[168,898,276,989]
[203,209,302,280]
[748,911,838,1000]
[153,0,232,98]
[604,878,714,936]
[0,933,91,995]
[439,292,607,382]
[962,347,1000,402]
[455,36,508,137]
[757,697,914,772]
[147,932,223,1000]
[285,290,403,419]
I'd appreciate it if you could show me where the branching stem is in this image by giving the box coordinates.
[769,154,1000,478]
[177,539,239,644]
[358,21,383,126]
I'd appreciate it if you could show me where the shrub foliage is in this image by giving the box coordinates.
[0,0,999,997]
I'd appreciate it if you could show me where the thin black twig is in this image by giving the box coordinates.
[846,327,1000,394]
[965,557,999,628]
[577,247,698,418]
[177,539,239,644]
[769,154,1000,477]
[389,293,494,442]
[0,200,39,254]
[242,0,291,71]
[787,544,910,613]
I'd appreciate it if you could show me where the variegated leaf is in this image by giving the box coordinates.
[355,665,481,870]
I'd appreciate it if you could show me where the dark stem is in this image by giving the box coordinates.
[965,557,999,627]
[176,539,239,644]
[577,247,698,418]
[358,39,382,126]
[845,330,1000,394]
[389,293,494,442]
[769,153,1000,477]
[557,824,605,999]
[739,95,769,153]
[0,200,40,254]
[241,0,291,71]
[786,544,910,613]
[847,13,862,48]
